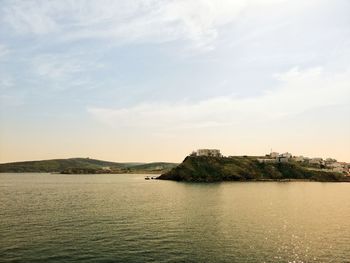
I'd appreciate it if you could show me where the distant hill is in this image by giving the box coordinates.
[158,156,349,182]
[0,158,178,174]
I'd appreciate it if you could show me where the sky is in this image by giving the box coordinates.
[0,0,349,163]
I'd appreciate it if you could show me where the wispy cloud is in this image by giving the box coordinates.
[88,67,350,130]
[32,54,88,79]
[29,53,104,89]
[2,0,58,35]
[2,0,292,50]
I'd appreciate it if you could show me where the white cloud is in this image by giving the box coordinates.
[2,0,292,50]
[31,54,103,81]
[2,1,58,34]
[32,55,84,79]
[88,67,350,130]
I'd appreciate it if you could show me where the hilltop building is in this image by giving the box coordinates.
[328,162,349,174]
[261,151,293,163]
[195,149,222,157]
[309,158,324,165]
[280,152,292,158]
[325,158,337,164]
[277,155,289,163]
[270,152,279,158]
[294,156,305,162]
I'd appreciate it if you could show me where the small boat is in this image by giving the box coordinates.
[145,176,150,180]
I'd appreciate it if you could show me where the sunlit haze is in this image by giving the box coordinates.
[0,0,349,163]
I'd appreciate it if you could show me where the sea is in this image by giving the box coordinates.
[1,173,350,263]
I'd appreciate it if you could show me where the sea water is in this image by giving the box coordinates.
[1,173,350,262]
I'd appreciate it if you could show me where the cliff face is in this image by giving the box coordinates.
[157,156,348,182]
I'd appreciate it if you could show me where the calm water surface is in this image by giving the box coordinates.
[1,173,350,263]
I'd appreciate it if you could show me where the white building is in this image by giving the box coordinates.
[277,156,289,163]
[294,156,305,162]
[328,162,342,168]
[270,152,279,158]
[196,149,221,157]
[325,158,337,164]
[273,152,292,163]
[329,162,349,174]
[309,158,324,165]
[280,152,292,158]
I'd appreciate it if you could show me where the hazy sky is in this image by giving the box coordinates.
[0,0,349,163]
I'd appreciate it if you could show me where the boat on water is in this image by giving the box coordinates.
[145,176,150,180]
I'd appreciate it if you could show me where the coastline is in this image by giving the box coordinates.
[158,156,350,183]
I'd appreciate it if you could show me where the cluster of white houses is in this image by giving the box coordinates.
[190,149,349,176]
[191,149,222,157]
[258,152,350,175]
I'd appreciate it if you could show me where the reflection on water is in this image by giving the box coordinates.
[1,173,350,262]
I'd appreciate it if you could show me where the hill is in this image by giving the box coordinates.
[0,158,178,174]
[157,156,349,182]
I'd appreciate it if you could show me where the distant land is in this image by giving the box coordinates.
[158,155,350,182]
[0,158,178,174]
[2,150,349,182]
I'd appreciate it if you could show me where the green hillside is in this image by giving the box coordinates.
[158,156,349,182]
[128,162,179,172]
[0,158,123,173]
[0,158,178,174]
